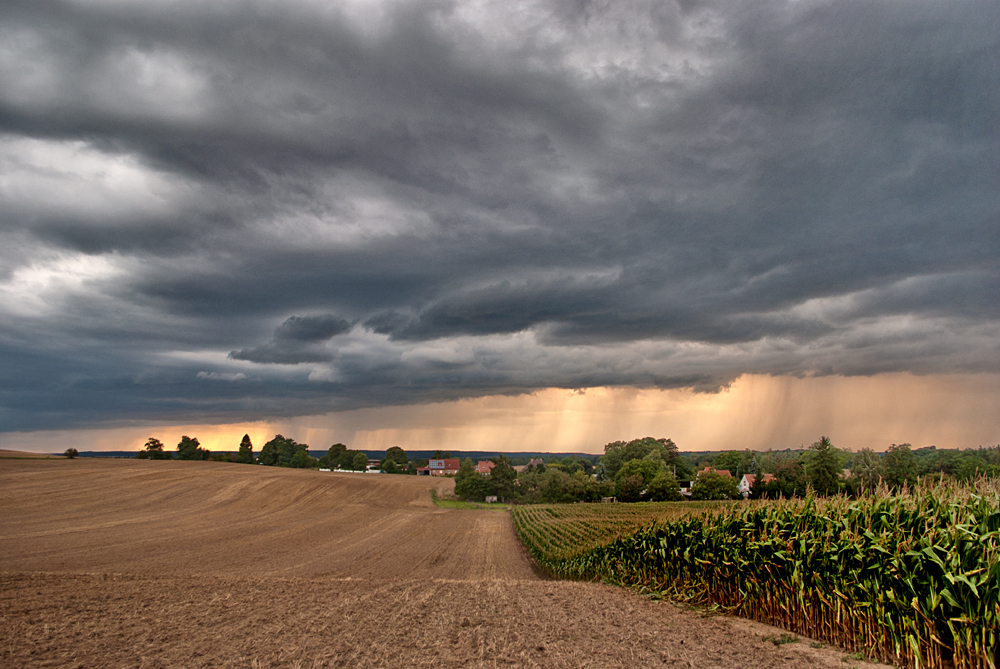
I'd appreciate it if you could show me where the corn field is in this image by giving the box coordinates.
[513,501,723,563]
[512,479,999,669]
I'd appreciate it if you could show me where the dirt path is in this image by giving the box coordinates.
[1,459,896,668]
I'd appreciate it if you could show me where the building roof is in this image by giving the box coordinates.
[741,473,775,486]
[698,466,732,479]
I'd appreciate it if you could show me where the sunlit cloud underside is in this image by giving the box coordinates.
[4,373,998,455]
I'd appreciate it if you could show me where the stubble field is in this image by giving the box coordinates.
[1,458,896,668]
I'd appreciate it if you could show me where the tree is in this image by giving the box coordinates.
[336,449,365,470]
[257,436,279,466]
[64,448,79,459]
[277,438,304,467]
[455,458,490,500]
[601,437,680,480]
[953,449,1000,481]
[646,471,682,501]
[852,447,883,492]
[237,434,254,464]
[140,437,170,460]
[757,450,777,476]
[490,455,518,502]
[258,434,308,467]
[642,449,666,469]
[319,443,347,469]
[290,449,317,469]
[690,471,738,500]
[615,474,646,503]
[765,459,809,498]
[807,436,841,495]
[712,450,743,477]
[352,452,369,471]
[612,459,660,502]
[884,443,917,490]
[455,457,476,481]
[176,436,207,460]
[384,446,408,467]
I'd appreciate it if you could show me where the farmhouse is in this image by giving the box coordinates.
[738,473,776,498]
[476,460,495,475]
[416,458,461,476]
[513,458,545,473]
[696,466,733,479]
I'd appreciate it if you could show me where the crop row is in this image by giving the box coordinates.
[516,480,998,669]
[512,501,719,563]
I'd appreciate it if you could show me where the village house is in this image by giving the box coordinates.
[475,460,495,476]
[416,458,461,476]
[696,466,733,479]
[513,458,545,473]
[738,473,776,498]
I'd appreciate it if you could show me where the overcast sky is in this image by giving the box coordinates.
[1,0,998,442]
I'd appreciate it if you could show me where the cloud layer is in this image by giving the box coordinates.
[1,0,998,431]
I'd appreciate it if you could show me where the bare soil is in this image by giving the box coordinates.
[1,459,896,668]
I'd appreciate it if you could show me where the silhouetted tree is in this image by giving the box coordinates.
[64,448,79,459]
[257,434,309,467]
[140,437,170,460]
[237,434,254,464]
[177,435,207,460]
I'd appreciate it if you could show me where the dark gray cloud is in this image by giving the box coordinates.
[0,0,998,432]
[229,314,352,363]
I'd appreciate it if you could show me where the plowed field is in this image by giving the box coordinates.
[1,459,896,668]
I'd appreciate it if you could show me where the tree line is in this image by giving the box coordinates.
[450,436,1000,504]
[133,434,442,473]
[132,431,999,505]
[135,434,393,470]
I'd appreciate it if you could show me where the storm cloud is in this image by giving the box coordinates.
[0,0,997,432]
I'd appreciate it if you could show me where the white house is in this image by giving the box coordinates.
[738,473,775,499]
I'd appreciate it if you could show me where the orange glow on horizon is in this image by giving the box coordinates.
[3,373,999,455]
